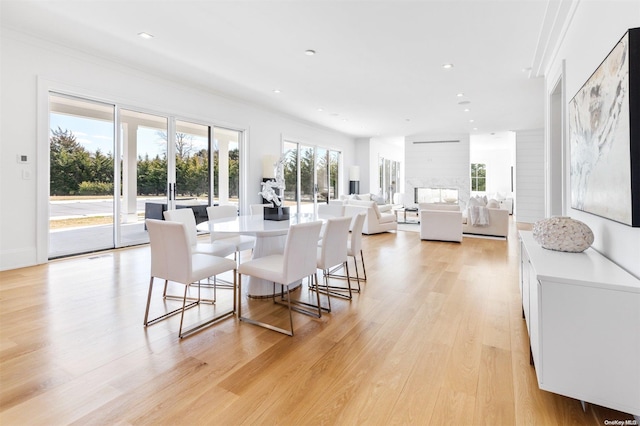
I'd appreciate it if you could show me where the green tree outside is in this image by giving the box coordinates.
[50,128,238,198]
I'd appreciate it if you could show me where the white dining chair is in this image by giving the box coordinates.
[348,212,368,284]
[144,219,237,338]
[206,205,256,262]
[327,212,367,292]
[163,208,236,258]
[237,220,323,336]
[315,216,352,302]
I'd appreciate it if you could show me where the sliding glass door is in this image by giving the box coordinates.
[48,92,243,259]
[49,94,116,258]
[212,127,241,206]
[174,120,210,205]
[299,144,315,213]
[379,157,401,204]
[119,108,170,246]
[283,140,341,214]
[283,141,299,213]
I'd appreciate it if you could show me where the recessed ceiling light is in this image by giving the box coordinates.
[458,101,471,105]
[442,63,454,69]
[138,32,154,39]
[473,127,478,131]
[469,119,475,123]
[305,49,316,56]
[405,118,411,122]
[464,108,470,112]
[457,93,464,97]
[273,89,281,94]
[317,108,323,112]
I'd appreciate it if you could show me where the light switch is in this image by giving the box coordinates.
[22,169,31,180]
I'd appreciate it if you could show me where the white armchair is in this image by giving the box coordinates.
[419,205,463,243]
[341,199,397,234]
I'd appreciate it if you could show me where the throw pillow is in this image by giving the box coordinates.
[467,197,483,207]
[371,202,382,220]
[487,199,500,209]
[372,194,385,205]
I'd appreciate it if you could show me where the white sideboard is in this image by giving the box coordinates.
[519,231,640,416]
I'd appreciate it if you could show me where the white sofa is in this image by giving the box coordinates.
[419,202,509,239]
[462,207,509,238]
[331,198,397,234]
[317,203,345,219]
[419,208,462,242]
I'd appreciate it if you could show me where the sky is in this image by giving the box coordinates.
[50,113,208,159]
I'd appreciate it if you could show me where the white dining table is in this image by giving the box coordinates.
[196,213,324,297]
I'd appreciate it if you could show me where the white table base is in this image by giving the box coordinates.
[245,231,302,298]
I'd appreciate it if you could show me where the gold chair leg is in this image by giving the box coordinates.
[143,276,155,325]
[177,276,236,339]
[178,283,190,338]
[285,284,294,336]
[360,250,367,281]
[347,258,360,292]
[316,264,354,300]
[280,274,330,315]
[238,273,295,336]
[233,269,237,314]
[145,277,199,327]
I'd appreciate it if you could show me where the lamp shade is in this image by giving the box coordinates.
[262,155,278,179]
[349,165,360,181]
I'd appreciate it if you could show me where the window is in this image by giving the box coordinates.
[282,141,341,214]
[47,92,245,259]
[212,127,242,204]
[379,157,401,203]
[471,163,486,191]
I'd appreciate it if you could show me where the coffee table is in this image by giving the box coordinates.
[393,206,419,224]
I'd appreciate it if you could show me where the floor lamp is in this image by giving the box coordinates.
[349,166,360,195]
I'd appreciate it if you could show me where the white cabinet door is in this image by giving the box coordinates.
[518,231,640,416]
[522,259,531,333]
[540,282,640,415]
[529,276,541,383]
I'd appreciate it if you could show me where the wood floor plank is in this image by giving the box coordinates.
[337,292,448,424]
[430,387,477,425]
[0,218,635,425]
[473,344,516,425]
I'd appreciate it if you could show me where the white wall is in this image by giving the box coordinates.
[353,136,404,195]
[369,136,404,194]
[0,30,355,270]
[544,1,640,277]
[404,133,470,207]
[354,138,372,193]
[470,132,515,197]
[515,129,545,223]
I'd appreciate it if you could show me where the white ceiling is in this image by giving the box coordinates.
[1,0,561,139]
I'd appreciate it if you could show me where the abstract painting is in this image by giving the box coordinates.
[569,28,639,227]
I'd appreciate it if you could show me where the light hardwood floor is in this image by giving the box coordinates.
[0,219,634,425]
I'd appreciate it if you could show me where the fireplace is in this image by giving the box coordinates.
[414,187,459,204]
